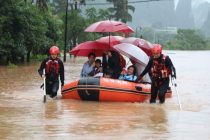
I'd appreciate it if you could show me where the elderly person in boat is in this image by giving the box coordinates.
[130,59,151,83]
[119,65,137,82]
[80,52,96,77]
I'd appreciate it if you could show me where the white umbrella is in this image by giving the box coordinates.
[112,43,149,66]
[121,37,153,56]
[113,43,151,82]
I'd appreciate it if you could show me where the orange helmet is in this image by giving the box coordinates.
[49,46,59,55]
[152,44,162,54]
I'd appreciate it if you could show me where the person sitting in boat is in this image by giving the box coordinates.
[93,59,103,78]
[80,52,96,77]
[131,59,151,83]
[119,65,137,82]
[93,67,103,78]
[103,69,113,78]
[102,50,122,79]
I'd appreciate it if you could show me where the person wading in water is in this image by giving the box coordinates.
[38,46,64,99]
[136,44,176,104]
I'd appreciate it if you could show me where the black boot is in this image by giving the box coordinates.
[159,97,165,104]
[150,99,156,104]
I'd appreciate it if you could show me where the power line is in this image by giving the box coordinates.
[82,0,174,6]
[48,0,173,8]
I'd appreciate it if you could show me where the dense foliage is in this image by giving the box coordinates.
[64,8,111,51]
[165,29,210,50]
[136,28,210,50]
[0,0,62,64]
[107,0,135,23]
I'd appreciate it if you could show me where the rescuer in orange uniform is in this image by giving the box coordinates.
[38,46,64,99]
[136,44,176,104]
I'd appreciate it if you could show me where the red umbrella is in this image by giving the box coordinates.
[96,36,124,47]
[121,37,153,56]
[84,20,134,33]
[116,26,135,34]
[69,41,109,57]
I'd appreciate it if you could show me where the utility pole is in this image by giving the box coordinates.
[64,0,68,62]
[135,27,137,37]
[75,1,77,10]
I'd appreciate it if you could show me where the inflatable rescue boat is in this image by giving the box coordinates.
[62,77,172,102]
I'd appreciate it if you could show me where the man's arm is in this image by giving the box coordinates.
[135,58,153,82]
[139,58,153,78]
[165,56,176,78]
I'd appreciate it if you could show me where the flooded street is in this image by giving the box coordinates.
[0,51,210,140]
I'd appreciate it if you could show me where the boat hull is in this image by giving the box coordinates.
[62,77,172,103]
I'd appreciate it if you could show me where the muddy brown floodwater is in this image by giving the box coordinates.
[0,51,210,140]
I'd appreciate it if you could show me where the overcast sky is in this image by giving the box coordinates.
[175,0,210,9]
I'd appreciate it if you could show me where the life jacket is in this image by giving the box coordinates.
[119,55,126,69]
[45,58,60,79]
[151,55,171,79]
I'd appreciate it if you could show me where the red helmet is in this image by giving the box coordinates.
[152,44,162,54]
[49,46,59,55]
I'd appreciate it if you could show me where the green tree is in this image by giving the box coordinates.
[43,12,63,46]
[49,0,86,15]
[85,7,98,23]
[0,0,63,64]
[49,0,66,14]
[84,8,111,41]
[207,38,210,49]
[65,7,111,51]
[107,0,135,23]
[21,4,48,62]
[98,9,111,20]
[85,8,110,24]
[36,0,48,11]
[64,10,87,51]
[165,29,208,50]
[0,0,29,63]
[136,27,155,42]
